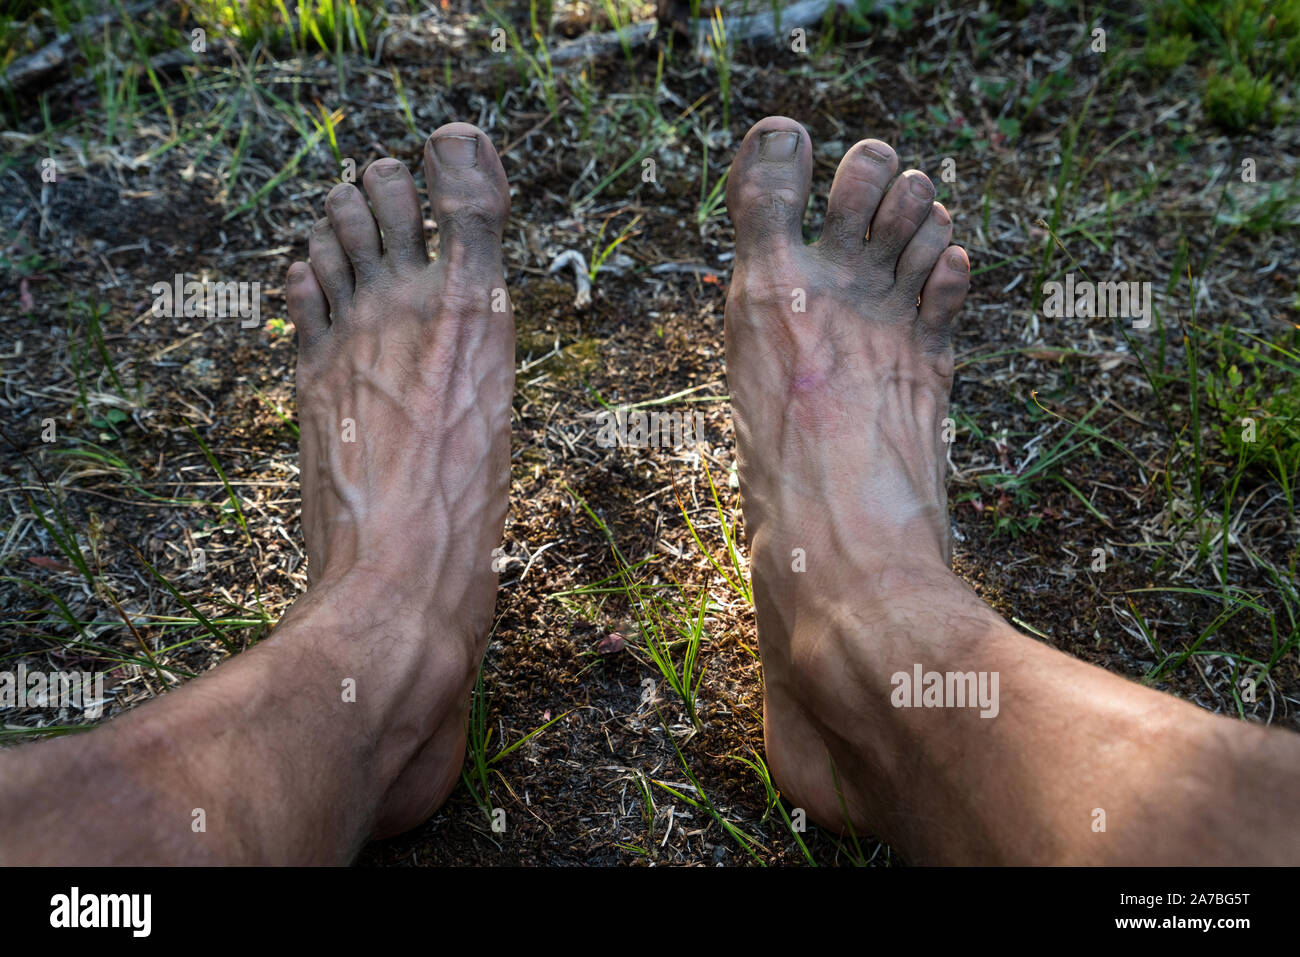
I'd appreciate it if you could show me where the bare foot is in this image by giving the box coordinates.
[724,118,994,835]
[285,123,512,836]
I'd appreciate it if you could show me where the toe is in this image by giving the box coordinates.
[895,201,953,299]
[422,123,510,274]
[725,116,813,257]
[865,169,936,269]
[819,138,898,260]
[325,182,383,279]
[363,158,429,270]
[287,261,329,348]
[308,218,354,314]
[916,245,970,349]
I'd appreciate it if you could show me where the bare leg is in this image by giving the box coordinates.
[724,117,1300,865]
[0,123,513,864]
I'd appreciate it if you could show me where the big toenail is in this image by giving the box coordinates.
[433,135,478,167]
[909,176,934,198]
[932,205,950,225]
[759,131,799,161]
[861,144,891,163]
[372,158,403,178]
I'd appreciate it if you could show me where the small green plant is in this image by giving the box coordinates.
[389,68,420,140]
[191,0,373,58]
[966,398,1139,538]
[651,712,765,863]
[597,0,635,74]
[1143,32,1196,71]
[574,67,595,141]
[67,299,137,437]
[706,8,731,130]
[566,488,711,731]
[587,213,642,282]
[187,423,253,546]
[227,100,341,220]
[641,587,710,732]
[572,98,700,209]
[1215,180,1300,235]
[672,454,752,605]
[1204,62,1277,130]
[733,752,815,864]
[483,2,559,116]
[50,439,202,506]
[881,0,924,31]
[0,230,49,284]
[696,142,728,232]
[1204,325,1300,481]
[1,437,184,692]
[462,654,568,825]
[1145,0,1299,131]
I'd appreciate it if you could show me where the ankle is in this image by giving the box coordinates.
[776,562,1003,748]
[269,574,478,756]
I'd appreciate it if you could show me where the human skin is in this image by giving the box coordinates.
[722,116,1300,864]
[0,123,513,864]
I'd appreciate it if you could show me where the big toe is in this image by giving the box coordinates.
[422,123,510,274]
[726,116,813,258]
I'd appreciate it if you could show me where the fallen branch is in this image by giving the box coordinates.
[548,21,658,65]
[2,0,161,93]
[548,0,889,65]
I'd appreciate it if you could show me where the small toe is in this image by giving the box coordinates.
[325,182,383,279]
[422,123,510,275]
[725,116,814,257]
[308,218,354,314]
[916,245,970,349]
[895,202,953,298]
[819,138,898,259]
[286,261,329,348]
[865,169,936,268]
[363,158,428,270]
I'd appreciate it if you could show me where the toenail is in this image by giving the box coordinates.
[860,144,891,163]
[433,135,478,167]
[328,183,356,203]
[909,175,935,198]
[288,263,308,282]
[932,204,950,225]
[313,219,332,233]
[372,158,403,178]
[759,131,799,161]
[947,248,969,271]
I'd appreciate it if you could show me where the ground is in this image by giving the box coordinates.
[1,1,1297,867]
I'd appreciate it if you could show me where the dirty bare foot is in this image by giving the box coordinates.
[0,123,515,865]
[724,116,994,835]
[724,118,1300,865]
[287,122,513,836]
